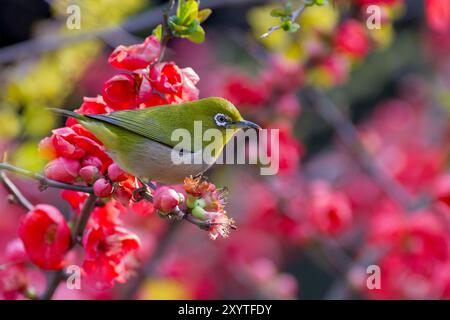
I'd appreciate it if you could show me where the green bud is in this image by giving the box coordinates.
[192,205,208,220]
[194,198,207,208]
[287,22,300,33]
[186,195,198,209]
[270,8,286,18]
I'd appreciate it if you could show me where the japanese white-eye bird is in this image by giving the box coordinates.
[50,97,260,184]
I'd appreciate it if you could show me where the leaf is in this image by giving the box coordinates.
[177,0,199,25]
[270,8,287,17]
[198,8,212,23]
[152,24,163,41]
[187,25,205,43]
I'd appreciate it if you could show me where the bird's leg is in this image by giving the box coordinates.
[132,177,153,202]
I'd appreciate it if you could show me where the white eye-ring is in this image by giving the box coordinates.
[214,113,228,127]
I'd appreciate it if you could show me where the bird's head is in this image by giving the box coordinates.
[190,97,261,133]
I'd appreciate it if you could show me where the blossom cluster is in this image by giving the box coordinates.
[2,33,217,295]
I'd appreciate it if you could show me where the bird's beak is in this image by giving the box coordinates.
[229,120,261,130]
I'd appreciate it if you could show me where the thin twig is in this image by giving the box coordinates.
[301,88,416,210]
[0,171,34,211]
[0,162,93,194]
[157,0,175,63]
[260,3,306,38]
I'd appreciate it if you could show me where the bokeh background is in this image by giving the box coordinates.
[2,0,450,299]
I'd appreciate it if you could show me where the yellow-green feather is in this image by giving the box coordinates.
[84,97,243,152]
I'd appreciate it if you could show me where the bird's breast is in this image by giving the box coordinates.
[109,138,216,185]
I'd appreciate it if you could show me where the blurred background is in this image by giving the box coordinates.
[2,0,450,299]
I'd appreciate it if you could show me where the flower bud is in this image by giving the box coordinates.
[191,205,208,220]
[18,204,71,270]
[79,165,100,184]
[44,157,80,183]
[93,178,114,198]
[82,156,103,171]
[107,163,128,182]
[153,186,182,213]
[38,137,56,160]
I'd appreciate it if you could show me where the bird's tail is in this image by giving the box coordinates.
[47,108,85,121]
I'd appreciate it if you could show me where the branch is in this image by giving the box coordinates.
[0,171,34,211]
[301,88,416,210]
[156,0,175,63]
[39,194,98,300]
[260,3,306,38]
[39,269,65,300]
[72,194,98,245]
[0,162,93,194]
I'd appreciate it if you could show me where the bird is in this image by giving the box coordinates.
[49,97,260,185]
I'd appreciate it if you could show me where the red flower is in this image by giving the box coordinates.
[18,205,71,270]
[148,62,183,94]
[44,157,80,183]
[266,124,304,175]
[102,73,139,110]
[108,35,161,71]
[61,190,89,211]
[142,62,200,106]
[425,0,450,32]
[353,0,400,6]
[367,209,450,299]
[82,225,140,289]
[76,96,111,115]
[308,181,353,236]
[334,20,370,58]
[224,75,268,107]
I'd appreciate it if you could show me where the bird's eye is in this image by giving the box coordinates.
[214,113,228,127]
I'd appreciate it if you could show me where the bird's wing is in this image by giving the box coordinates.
[85,108,175,148]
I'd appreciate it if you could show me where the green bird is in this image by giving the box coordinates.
[50,97,260,185]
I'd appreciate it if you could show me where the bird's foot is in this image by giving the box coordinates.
[132,186,152,202]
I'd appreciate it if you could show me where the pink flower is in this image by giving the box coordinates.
[44,157,80,183]
[108,35,161,71]
[334,20,370,58]
[79,165,100,184]
[425,0,450,32]
[308,181,353,236]
[107,163,128,182]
